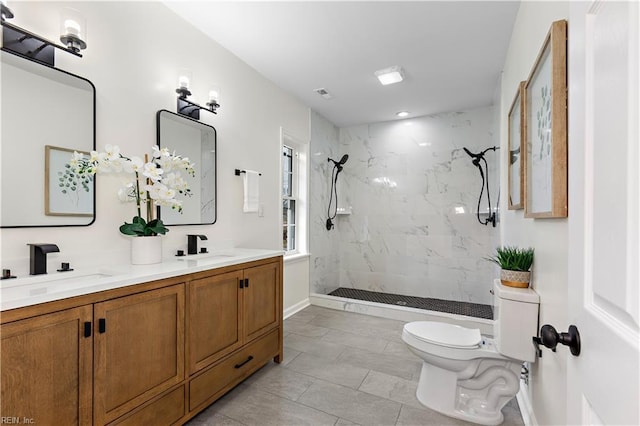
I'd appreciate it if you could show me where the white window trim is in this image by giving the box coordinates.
[280,128,308,258]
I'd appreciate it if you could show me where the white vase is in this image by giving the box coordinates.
[130,236,162,265]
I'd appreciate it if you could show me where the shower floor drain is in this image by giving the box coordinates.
[327,287,493,320]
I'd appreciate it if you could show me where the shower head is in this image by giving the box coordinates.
[328,154,349,172]
[328,154,349,167]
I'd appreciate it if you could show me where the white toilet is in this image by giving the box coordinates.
[402,280,539,425]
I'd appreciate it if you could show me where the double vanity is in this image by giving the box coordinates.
[0,249,283,425]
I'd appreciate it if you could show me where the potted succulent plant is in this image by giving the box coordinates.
[486,246,534,288]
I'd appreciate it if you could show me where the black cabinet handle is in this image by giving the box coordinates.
[83,321,92,338]
[98,318,106,333]
[245,278,249,288]
[234,355,254,369]
[239,279,244,289]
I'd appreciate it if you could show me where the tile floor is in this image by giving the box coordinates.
[187,305,525,426]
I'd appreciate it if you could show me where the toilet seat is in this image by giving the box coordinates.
[403,321,481,349]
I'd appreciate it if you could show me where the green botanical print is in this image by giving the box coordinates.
[536,85,551,160]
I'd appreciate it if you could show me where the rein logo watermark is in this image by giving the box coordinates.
[0,417,34,424]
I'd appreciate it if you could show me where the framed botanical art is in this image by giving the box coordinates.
[45,145,94,217]
[524,19,568,218]
[508,81,525,210]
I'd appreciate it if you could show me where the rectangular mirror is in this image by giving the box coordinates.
[156,110,217,225]
[1,50,96,227]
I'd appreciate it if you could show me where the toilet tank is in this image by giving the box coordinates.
[493,280,540,363]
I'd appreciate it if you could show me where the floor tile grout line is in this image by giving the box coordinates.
[355,368,372,392]
[293,377,393,426]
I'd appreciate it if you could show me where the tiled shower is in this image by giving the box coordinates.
[310,107,500,306]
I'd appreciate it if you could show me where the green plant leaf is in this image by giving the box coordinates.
[119,216,169,237]
[485,246,534,271]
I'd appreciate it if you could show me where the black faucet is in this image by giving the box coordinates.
[187,234,208,255]
[28,243,60,275]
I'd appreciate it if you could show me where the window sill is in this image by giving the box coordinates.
[284,252,310,264]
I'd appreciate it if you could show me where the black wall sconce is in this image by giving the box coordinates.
[176,72,220,120]
[0,4,87,67]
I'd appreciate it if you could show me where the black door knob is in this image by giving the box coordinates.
[534,324,581,356]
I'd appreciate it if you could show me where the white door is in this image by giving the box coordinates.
[567,1,639,424]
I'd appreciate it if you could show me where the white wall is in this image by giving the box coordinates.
[283,256,310,317]
[498,2,569,425]
[0,1,310,311]
[309,111,342,295]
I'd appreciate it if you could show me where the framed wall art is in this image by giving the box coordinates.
[508,81,525,210]
[45,145,94,217]
[524,20,568,218]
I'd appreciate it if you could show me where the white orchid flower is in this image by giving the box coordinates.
[145,182,175,201]
[117,182,136,202]
[89,150,107,163]
[122,156,144,173]
[104,144,121,161]
[152,145,171,159]
[142,162,164,182]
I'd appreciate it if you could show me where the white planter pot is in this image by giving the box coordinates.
[130,236,162,265]
[500,269,531,288]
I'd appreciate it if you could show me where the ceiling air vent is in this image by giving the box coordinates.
[313,88,333,100]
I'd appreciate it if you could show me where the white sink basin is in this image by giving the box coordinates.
[176,252,239,266]
[1,272,115,303]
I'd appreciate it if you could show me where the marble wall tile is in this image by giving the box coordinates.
[310,107,499,305]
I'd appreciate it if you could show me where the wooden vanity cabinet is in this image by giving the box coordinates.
[0,305,93,425]
[186,258,282,415]
[94,284,185,425]
[188,270,244,374]
[188,260,281,374]
[0,255,282,426]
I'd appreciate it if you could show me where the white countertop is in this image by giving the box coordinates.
[0,248,282,312]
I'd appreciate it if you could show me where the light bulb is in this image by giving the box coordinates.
[178,76,190,90]
[64,19,81,37]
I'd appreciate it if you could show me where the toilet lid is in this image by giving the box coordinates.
[404,321,481,349]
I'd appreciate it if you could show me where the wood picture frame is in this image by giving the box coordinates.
[45,145,94,217]
[508,81,526,210]
[524,20,568,218]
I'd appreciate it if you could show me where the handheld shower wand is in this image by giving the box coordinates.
[326,154,349,230]
[463,146,499,227]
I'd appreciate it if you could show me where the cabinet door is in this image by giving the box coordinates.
[94,284,185,425]
[1,305,93,426]
[243,261,281,342]
[188,270,243,374]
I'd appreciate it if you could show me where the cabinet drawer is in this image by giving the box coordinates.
[189,329,279,410]
[111,385,184,426]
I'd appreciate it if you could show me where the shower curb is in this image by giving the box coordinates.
[310,293,494,335]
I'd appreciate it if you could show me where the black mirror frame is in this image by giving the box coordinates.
[155,109,217,226]
[0,49,96,228]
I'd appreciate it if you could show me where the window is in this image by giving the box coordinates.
[282,145,296,252]
[281,131,307,257]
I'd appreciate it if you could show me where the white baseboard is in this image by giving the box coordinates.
[517,379,538,426]
[283,298,311,319]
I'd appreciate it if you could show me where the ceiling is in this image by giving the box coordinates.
[165,1,520,128]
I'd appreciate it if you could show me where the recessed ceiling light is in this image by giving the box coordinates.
[375,66,404,85]
[396,111,410,117]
